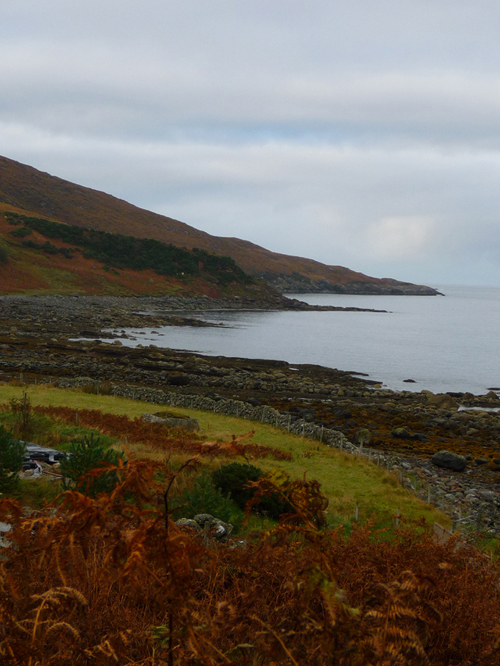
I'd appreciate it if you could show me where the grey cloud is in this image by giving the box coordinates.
[2,0,500,285]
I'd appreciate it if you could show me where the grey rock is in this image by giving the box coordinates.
[431,450,468,472]
[392,427,412,439]
[141,413,200,431]
[193,514,234,540]
[391,427,429,442]
[175,518,201,532]
[478,490,497,502]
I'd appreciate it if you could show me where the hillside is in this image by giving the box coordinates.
[0,206,278,299]
[0,155,439,295]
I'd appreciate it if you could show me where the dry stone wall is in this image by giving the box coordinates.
[52,376,500,535]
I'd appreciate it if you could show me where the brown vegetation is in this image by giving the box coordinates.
[0,213,243,297]
[32,405,293,461]
[0,155,430,290]
[1,457,500,664]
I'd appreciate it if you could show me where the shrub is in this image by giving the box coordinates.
[0,243,8,265]
[9,391,34,439]
[0,425,24,496]
[171,469,243,529]
[6,211,253,284]
[212,462,291,520]
[212,462,263,508]
[9,226,32,238]
[59,433,124,497]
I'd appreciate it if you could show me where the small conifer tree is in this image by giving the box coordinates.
[0,425,24,496]
[59,433,124,497]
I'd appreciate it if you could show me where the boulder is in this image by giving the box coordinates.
[298,408,316,422]
[391,428,429,442]
[392,428,412,439]
[423,391,458,410]
[246,397,261,407]
[141,413,200,431]
[431,450,467,472]
[193,513,233,540]
[168,374,190,386]
[175,518,201,532]
[477,490,497,502]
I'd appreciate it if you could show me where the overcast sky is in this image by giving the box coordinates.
[2,1,500,286]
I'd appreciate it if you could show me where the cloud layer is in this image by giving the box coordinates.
[2,0,500,285]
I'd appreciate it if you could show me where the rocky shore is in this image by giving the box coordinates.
[0,294,387,342]
[1,294,499,534]
[255,271,443,296]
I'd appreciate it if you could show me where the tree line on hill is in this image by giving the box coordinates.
[6,212,253,285]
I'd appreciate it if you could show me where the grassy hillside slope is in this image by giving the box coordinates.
[0,206,275,298]
[0,384,448,528]
[0,155,438,294]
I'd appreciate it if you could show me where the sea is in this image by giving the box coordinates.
[107,285,500,396]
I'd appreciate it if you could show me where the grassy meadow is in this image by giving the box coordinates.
[0,383,449,529]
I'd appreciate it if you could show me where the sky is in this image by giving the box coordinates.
[2,0,500,287]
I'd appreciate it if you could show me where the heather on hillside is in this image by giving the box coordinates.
[6,212,253,285]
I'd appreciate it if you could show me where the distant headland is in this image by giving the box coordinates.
[0,155,439,297]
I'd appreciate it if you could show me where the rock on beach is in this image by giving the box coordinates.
[431,450,468,472]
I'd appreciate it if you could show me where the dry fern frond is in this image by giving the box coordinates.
[45,621,80,639]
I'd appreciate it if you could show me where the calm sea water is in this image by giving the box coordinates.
[111,285,500,395]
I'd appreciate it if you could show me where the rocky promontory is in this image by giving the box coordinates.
[255,271,442,296]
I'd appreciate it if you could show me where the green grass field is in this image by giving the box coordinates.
[0,383,450,529]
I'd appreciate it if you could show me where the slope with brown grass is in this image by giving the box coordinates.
[0,155,439,295]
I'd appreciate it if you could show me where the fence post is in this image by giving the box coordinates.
[355,502,359,522]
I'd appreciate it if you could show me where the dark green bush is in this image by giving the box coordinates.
[212,462,292,520]
[0,244,8,265]
[212,463,263,508]
[21,239,73,258]
[6,212,252,284]
[0,425,24,496]
[171,469,243,529]
[59,433,124,497]
[9,226,32,238]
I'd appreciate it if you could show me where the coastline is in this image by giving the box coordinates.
[1,293,500,534]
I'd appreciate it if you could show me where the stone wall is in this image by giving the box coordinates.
[54,376,353,451]
[52,376,500,534]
